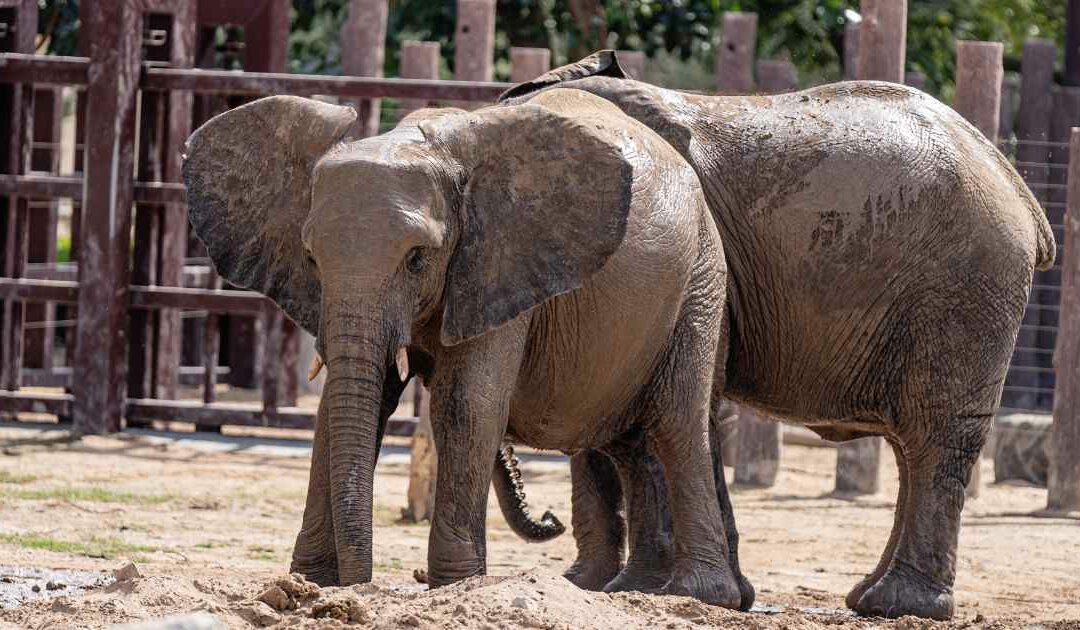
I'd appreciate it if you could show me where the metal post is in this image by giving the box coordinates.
[716,12,756,94]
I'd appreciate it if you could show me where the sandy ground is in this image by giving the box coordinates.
[0,422,1077,629]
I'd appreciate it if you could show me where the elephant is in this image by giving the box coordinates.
[182,89,746,606]
[499,51,1056,620]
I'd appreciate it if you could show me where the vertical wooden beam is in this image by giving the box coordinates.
[1049,127,1080,511]
[836,0,907,494]
[1066,0,1080,87]
[342,0,389,137]
[716,12,756,94]
[999,76,1019,144]
[243,0,289,73]
[280,318,299,406]
[954,40,1004,499]
[756,60,797,93]
[1011,39,1057,411]
[73,0,142,434]
[261,308,283,414]
[455,0,495,82]
[405,385,436,522]
[856,0,906,83]
[509,46,551,83]
[844,16,861,81]
[616,50,646,79]
[399,41,440,117]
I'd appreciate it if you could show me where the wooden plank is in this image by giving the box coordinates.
[856,0,906,83]
[72,0,143,434]
[1048,127,1080,511]
[0,53,88,85]
[0,390,72,416]
[128,285,270,314]
[716,12,756,93]
[0,278,79,302]
[1067,0,1080,87]
[341,0,389,137]
[510,47,550,84]
[398,41,440,117]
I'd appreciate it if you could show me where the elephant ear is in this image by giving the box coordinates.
[422,100,633,345]
[499,49,628,103]
[182,96,356,334]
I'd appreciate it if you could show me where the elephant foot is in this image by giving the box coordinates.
[852,565,954,620]
[735,573,756,612]
[660,559,741,609]
[289,558,338,588]
[563,557,621,592]
[844,574,877,610]
[602,561,670,594]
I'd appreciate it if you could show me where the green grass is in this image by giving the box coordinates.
[0,485,176,505]
[0,471,38,484]
[0,533,157,559]
[247,545,278,561]
[373,558,403,571]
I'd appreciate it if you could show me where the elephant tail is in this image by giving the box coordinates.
[491,444,566,542]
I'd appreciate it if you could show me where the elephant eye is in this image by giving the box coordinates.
[405,247,427,274]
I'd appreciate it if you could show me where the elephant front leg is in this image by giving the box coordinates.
[426,321,529,587]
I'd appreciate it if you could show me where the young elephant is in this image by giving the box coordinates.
[500,52,1056,620]
[183,89,742,605]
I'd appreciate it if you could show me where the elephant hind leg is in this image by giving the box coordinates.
[852,414,991,621]
[709,406,755,611]
[563,450,625,591]
[845,437,907,609]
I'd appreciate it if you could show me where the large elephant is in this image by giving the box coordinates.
[503,52,1056,620]
[183,89,745,605]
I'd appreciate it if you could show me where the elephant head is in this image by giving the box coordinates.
[182,93,633,584]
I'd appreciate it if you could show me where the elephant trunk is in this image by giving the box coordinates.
[324,305,387,585]
[492,444,566,542]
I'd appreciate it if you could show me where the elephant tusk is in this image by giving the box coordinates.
[396,346,410,382]
[307,353,325,382]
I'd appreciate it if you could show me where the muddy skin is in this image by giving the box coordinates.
[501,51,1054,621]
[183,91,743,607]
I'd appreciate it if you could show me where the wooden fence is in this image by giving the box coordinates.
[2,0,1079,510]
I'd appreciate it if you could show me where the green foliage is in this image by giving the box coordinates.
[0,533,157,559]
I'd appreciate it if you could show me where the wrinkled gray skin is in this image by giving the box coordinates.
[511,51,1056,621]
[183,89,745,606]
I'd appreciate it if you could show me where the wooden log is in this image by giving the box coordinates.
[756,59,797,93]
[454,0,495,109]
[405,385,436,522]
[716,12,756,94]
[954,40,1005,498]
[510,46,551,84]
[1010,39,1057,411]
[856,0,906,83]
[398,41,440,117]
[843,16,860,81]
[835,0,907,495]
[73,0,142,434]
[616,50,646,79]
[342,0,389,137]
[734,408,781,487]
[1048,127,1080,511]
[1067,0,1080,87]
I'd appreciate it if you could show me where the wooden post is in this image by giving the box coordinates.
[954,40,1004,499]
[756,60,797,93]
[1049,127,1080,512]
[1067,0,1080,87]
[836,0,907,494]
[399,41,440,117]
[25,85,62,371]
[716,12,756,93]
[405,386,436,522]
[73,0,142,434]
[844,16,861,80]
[856,0,906,83]
[616,50,646,79]
[243,0,289,73]
[454,0,495,84]
[510,46,551,83]
[342,0,389,137]
[1010,39,1057,411]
